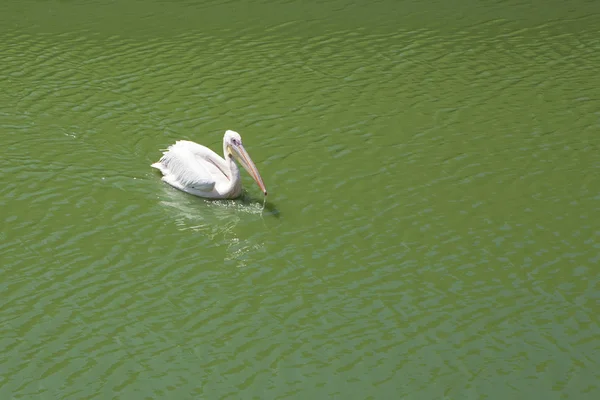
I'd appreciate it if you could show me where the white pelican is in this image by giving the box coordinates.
[151,130,267,199]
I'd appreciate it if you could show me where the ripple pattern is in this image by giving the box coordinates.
[1,2,600,398]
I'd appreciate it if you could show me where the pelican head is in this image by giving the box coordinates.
[224,130,267,196]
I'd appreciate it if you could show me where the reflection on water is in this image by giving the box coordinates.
[157,184,267,267]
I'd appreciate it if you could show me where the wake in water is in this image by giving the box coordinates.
[157,185,270,233]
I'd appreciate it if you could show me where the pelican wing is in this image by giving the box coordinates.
[153,141,218,192]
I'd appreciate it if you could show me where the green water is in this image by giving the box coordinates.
[1,0,599,398]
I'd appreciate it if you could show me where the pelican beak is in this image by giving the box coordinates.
[230,143,267,196]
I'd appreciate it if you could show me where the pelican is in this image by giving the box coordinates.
[151,130,267,199]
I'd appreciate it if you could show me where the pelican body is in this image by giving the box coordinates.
[152,130,267,199]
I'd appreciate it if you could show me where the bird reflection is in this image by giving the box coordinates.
[158,185,268,267]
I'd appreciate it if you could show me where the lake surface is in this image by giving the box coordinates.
[1,0,599,398]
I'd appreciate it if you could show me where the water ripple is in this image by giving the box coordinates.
[1,9,600,399]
